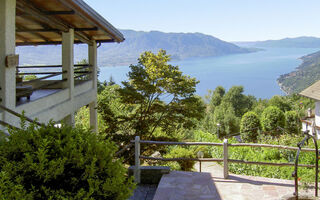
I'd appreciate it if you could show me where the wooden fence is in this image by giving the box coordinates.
[131,136,317,183]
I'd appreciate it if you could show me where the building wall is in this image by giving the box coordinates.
[315,101,320,127]
[302,121,320,139]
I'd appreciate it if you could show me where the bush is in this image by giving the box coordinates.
[284,110,300,135]
[0,123,135,200]
[240,111,261,142]
[261,106,285,136]
[164,147,195,171]
[268,95,292,112]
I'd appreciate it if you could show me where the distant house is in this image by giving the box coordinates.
[299,80,320,138]
[0,0,124,132]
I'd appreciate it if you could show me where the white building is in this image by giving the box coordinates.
[299,81,320,138]
[0,0,124,132]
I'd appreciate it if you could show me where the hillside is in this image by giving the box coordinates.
[277,50,320,94]
[17,29,253,67]
[235,36,320,48]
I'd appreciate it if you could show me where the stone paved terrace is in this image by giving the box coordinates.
[153,162,319,200]
[129,184,157,200]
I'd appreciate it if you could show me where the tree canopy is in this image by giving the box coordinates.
[116,50,205,138]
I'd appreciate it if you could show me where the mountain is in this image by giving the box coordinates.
[277,50,320,94]
[234,36,320,48]
[17,29,254,67]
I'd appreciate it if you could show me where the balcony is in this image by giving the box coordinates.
[15,64,93,105]
[0,63,97,128]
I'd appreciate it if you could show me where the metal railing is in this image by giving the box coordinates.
[292,131,318,199]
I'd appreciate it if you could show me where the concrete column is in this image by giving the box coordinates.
[62,29,75,126]
[89,41,98,132]
[134,136,141,183]
[315,101,320,127]
[89,101,98,132]
[223,139,229,179]
[63,114,75,127]
[0,0,16,128]
[88,41,97,90]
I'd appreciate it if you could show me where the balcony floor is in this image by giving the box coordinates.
[16,89,61,106]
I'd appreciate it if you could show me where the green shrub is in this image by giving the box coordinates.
[240,111,261,142]
[284,110,300,134]
[0,123,135,200]
[268,95,292,112]
[164,147,195,171]
[261,106,285,136]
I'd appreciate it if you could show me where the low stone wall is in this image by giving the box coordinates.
[128,166,170,184]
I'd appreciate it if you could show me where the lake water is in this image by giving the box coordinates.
[99,48,320,99]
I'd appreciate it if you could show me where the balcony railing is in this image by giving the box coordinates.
[0,64,93,103]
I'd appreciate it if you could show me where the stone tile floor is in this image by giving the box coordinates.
[128,184,157,200]
[153,162,318,200]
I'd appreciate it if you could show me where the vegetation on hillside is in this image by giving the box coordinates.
[73,50,318,183]
[277,51,320,94]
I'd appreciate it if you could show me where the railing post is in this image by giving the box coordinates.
[223,139,229,179]
[134,136,141,184]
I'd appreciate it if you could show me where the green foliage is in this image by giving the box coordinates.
[268,95,292,112]
[284,110,300,134]
[227,134,317,182]
[23,75,37,81]
[252,99,268,117]
[97,84,134,144]
[208,86,225,112]
[240,111,261,142]
[164,147,195,171]
[287,94,314,117]
[261,106,285,136]
[222,86,256,117]
[75,107,106,133]
[213,103,240,138]
[192,131,316,183]
[0,124,135,200]
[200,86,258,138]
[117,50,205,138]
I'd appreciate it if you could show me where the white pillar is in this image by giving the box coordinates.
[0,0,16,128]
[223,139,229,179]
[89,101,98,132]
[62,29,75,126]
[89,41,98,132]
[89,41,97,90]
[134,136,141,183]
[315,101,320,128]
[63,114,75,127]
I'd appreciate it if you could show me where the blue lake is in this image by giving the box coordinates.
[99,48,320,99]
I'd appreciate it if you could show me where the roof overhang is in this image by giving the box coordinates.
[15,0,124,46]
[299,80,320,101]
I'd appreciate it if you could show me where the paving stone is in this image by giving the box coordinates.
[152,162,319,200]
[128,184,157,200]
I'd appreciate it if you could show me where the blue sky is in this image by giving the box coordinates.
[84,0,320,42]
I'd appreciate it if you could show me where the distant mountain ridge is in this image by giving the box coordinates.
[17,29,254,67]
[234,36,320,48]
